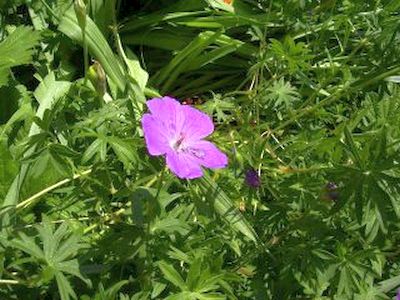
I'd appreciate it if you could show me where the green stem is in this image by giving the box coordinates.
[0,279,20,285]
[16,169,92,211]
[83,29,89,85]
[154,167,167,202]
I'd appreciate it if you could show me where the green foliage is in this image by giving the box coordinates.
[0,26,41,86]
[270,37,313,74]
[2,0,400,299]
[10,219,89,300]
[0,138,19,199]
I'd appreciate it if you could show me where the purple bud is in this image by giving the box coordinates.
[327,191,339,201]
[245,169,261,188]
[326,182,338,190]
[397,289,400,300]
[325,182,339,201]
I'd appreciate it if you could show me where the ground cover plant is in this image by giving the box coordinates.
[1,0,400,299]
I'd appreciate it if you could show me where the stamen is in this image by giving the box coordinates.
[172,134,185,151]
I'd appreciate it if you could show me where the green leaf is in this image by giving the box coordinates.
[11,232,46,261]
[109,137,137,169]
[186,258,202,291]
[155,30,223,92]
[58,8,126,92]
[12,220,89,298]
[125,48,149,92]
[121,11,207,32]
[37,220,63,261]
[55,271,77,300]
[165,292,193,300]
[265,78,300,109]
[1,72,71,212]
[151,282,167,299]
[343,126,364,169]
[198,172,258,243]
[0,26,41,86]
[0,26,40,68]
[158,261,187,291]
[151,216,191,235]
[102,280,130,299]
[0,100,32,138]
[57,260,90,286]
[0,84,23,125]
[88,0,115,36]
[270,36,313,73]
[82,138,107,164]
[32,73,71,134]
[378,274,400,293]
[0,139,18,201]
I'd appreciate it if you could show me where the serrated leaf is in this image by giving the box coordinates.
[0,26,41,86]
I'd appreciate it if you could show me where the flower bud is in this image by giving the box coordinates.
[245,169,261,188]
[88,61,107,97]
[324,182,339,202]
[74,0,86,30]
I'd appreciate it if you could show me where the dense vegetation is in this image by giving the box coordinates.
[1,0,400,299]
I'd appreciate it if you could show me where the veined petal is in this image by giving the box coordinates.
[166,150,203,179]
[146,96,179,117]
[141,114,169,155]
[181,105,214,142]
[189,140,228,169]
[146,96,185,139]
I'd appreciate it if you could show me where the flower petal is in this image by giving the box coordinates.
[181,105,214,142]
[146,96,179,116]
[141,114,169,155]
[146,96,185,139]
[166,150,203,179]
[190,140,228,169]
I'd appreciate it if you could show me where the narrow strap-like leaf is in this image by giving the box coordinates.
[198,172,258,243]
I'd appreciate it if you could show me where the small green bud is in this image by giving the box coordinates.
[74,0,86,30]
[88,61,107,97]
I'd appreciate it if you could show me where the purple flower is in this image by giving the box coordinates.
[397,289,400,300]
[245,169,261,188]
[141,96,228,179]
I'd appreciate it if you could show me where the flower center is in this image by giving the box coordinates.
[170,134,205,159]
[172,134,185,151]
